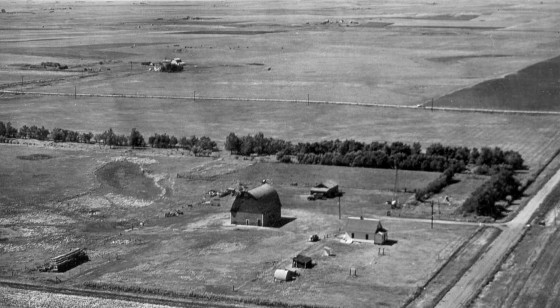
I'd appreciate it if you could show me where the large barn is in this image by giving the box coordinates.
[345,217,388,244]
[310,180,339,198]
[229,184,282,227]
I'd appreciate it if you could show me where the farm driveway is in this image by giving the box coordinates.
[435,167,560,308]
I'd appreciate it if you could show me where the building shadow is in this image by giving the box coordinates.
[382,239,398,246]
[272,216,296,228]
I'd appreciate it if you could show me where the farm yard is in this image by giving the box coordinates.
[0,143,482,307]
[2,0,560,307]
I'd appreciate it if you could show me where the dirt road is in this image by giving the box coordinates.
[435,167,560,308]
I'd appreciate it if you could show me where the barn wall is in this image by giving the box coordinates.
[264,209,281,226]
[348,231,374,241]
[231,212,264,226]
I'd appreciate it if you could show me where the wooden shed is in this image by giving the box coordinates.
[292,254,312,268]
[345,217,388,244]
[229,184,282,227]
[310,180,339,198]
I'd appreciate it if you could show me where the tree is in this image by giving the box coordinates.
[170,136,178,148]
[103,128,117,148]
[5,122,17,138]
[18,125,29,139]
[129,128,145,148]
[51,128,65,142]
[0,121,6,137]
[412,142,422,155]
[504,150,524,170]
[225,132,240,154]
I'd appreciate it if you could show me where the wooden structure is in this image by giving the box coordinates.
[48,248,89,272]
[310,180,339,198]
[345,217,388,244]
[292,254,312,268]
[229,184,282,227]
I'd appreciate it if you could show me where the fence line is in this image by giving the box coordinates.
[2,90,560,116]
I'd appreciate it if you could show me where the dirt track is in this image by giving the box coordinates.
[435,167,560,308]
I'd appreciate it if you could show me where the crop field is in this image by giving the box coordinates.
[0,285,171,308]
[433,55,560,111]
[1,0,560,106]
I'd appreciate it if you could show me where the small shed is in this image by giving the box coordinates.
[292,254,312,268]
[345,217,388,244]
[310,180,339,198]
[274,269,296,281]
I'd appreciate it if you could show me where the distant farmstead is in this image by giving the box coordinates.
[311,180,339,198]
[229,184,282,227]
[345,217,388,244]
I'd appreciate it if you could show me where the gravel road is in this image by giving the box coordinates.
[435,167,560,308]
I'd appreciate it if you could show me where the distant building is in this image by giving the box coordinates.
[229,184,282,227]
[310,180,339,198]
[345,217,388,244]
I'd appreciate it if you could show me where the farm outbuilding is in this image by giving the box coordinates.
[292,254,312,268]
[229,184,282,227]
[274,269,296,281]
[310,180,339,198]
[345,217,388,244]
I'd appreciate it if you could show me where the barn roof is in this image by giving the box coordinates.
[345,217,385,233]
[229,184,282,214]
[247,183,276,199]
[314,180,338,189]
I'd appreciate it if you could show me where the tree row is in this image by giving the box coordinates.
[0,121,217,155]
[225,132,524,173]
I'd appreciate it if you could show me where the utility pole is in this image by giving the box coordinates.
[393,159,399,205]
[431,98,434,112]
[74,85,77,99]
[431,201,434,229]
[338,196,341,220]
[21,76,23,94]
[193,91,196,101]
[307,94,309,105]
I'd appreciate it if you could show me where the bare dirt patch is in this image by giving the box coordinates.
[95,161,161,200]
[16,153,53,160]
